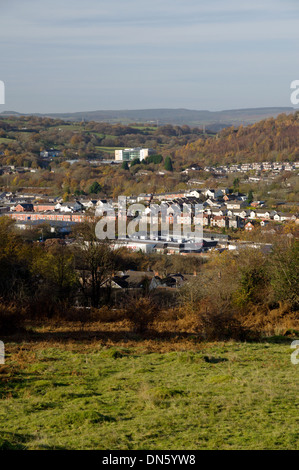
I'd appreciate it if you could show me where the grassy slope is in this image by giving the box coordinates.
[0,340,298,450]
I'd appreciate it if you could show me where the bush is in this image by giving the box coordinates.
[270,240,299,310]
[0,301,24,335]
[65,306,125,323]
[124,297,160,334]
[26,295,64,319]
[198,309,255,341]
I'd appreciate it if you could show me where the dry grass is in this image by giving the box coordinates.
[242,302,299,335]
[1,300,297,360]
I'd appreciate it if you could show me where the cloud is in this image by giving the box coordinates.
[0,0,298,112]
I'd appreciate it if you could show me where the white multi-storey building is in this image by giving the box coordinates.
[115,148,154,162]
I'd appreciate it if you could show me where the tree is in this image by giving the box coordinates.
[235,264,268,307]
[0,217,33,301]
[32,243,76,302]
[233,178,240,192]
[130,158,140,167]
[247,190,254,205]
[121,161,129,170]
[73,222,120,307]
[270,240,299,309]
[89,181,102,194]
[164,156,173,172]
[124,296,159,333]
[145,154,163,165]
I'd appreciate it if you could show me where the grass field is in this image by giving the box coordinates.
[0,137,14,143]
[0,325,298,450]
[96,146,127,154]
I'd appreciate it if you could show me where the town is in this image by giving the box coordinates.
[1,0,299,453]
[0,169,297,256]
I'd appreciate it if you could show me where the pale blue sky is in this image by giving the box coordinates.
[0,0,298,113]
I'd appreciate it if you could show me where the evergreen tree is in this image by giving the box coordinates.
[130,158,140,167]
[89,181,102,194]
[145,154,163,164]
[247,190,254,205]
[233,178,240,192]
[164,156,173,172]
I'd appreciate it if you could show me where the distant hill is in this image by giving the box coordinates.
[0,107,295,129]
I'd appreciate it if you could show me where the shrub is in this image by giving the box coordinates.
[0,301,24,335]
[189,299,259,342]
[124,297,160,334]
[270,240,299,310]
[66,306,125,323]
[197,309,255,341]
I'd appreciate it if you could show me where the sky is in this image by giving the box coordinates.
[0,0,299,113]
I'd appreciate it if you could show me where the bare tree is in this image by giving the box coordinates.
[73,221,120,308]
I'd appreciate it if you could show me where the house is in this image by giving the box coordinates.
[204,189,216,199]
[187,189,202,198]
[103,271,155,290]
[126,196,137,204]
[211,208,227,217]
[34,203,56,212]
[154,191,186,202]
[40,149,61,158]
[227,209,249,218]
[248,177,261,183]
[273,212,294,222]
[256,210,271,219]
[137,193,153,203]
[149,273,185,290]
[153,243,168,254]
[101,276,130,289]
[187,179,204,186]
[182,164,202,173]
[136,170,151,176]
[225,201,246,210]
[14,203,34,212]
[194,213,210,226]
[250,201,264,207]
[210,215,228,228]
[252,163,263,171]
[241,163,252,172]
[245,222,255,231]
[228,216,245,229]
[56,201,84,212]
[201,240,218,252]
[14,219,75,234]
[203,198,221,208]
[81,199,98,209]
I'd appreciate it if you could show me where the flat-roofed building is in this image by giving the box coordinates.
[115,148,154,162]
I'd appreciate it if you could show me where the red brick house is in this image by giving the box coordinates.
[245,221,255,231]
[14,203,33,212]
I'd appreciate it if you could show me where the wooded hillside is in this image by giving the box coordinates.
[174,112,299,166]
